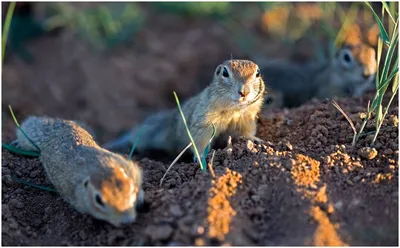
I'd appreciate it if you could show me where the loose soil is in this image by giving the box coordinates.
[2,6,398,246]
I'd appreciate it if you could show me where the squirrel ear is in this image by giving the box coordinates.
[215,65,222,76]
[83,176,90,188]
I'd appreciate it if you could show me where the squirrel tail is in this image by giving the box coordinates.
[102,131,134,151]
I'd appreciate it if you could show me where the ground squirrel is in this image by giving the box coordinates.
[104,59,266,159]
[12,116,144,227]
[258,45,376,108]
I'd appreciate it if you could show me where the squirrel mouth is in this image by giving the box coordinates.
[242,82,265,106]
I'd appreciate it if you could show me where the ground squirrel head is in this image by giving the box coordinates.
[213,59,265,107]
[332,44,376,96]
[76,157,144,227]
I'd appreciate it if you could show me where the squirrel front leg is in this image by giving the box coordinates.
[238,118,264,144]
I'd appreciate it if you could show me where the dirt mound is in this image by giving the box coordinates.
[2,92,398,245]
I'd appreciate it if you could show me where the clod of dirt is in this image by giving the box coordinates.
[388,115,399,127]
[169,204,184,217]
[358,147,378,160]
[145,224,174,242]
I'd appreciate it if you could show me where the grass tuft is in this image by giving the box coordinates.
[334,2,399,147]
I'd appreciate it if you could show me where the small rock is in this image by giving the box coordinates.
[145,224,173,241]
[334,200,343,210]
[324,156,331,164]
[251,195,261,202]
[283,159,295,170]
[247,140,255,151]
[195,238,205,246]
[2,175,14,187]
[258,185,268,194]
[78,230,87,240]
[29,170,39,178]
[169,204,183,217]
[9,220,18,229]
[359,112,367,119]
[388,115,399,127]
[384,148,393,155]
[32,219,42,227]
[284,141,293,151]
[9,198,24,209]
[358,147,378,160]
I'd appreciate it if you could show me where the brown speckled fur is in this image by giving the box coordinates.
[14,116,144,227]
[115,59,266,157]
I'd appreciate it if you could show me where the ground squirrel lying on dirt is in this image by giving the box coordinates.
[258,45,376,108]
[104,59,266,159]
[12,116,144,227]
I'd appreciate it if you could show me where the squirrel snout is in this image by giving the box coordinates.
[239,85,251,98]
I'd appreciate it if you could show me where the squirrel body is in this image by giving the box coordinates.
[258,45,376,108]
[13,116,144,227]
[104,59,265,157]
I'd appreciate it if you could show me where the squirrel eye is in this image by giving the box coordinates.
[83,180,89,188]
[95,194,105,208]
[343,53,352,63]
[341,50,353,65]
[222,67,229,78]
[256,69,260,78]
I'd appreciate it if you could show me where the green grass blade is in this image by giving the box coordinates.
[128,125,145,160]
[10,174,57,193]
[392,72,399,93]
[379,24,398,87]
[375,34,384,88]
[377,60,399,92]
[2,2,16,64]
[202,123,216,166]
[8,105,41,152]
[372,75,399,145]
[2,144,40,157]
[173,91,205,171]
[365,1,390,46]
[381,1,395,23]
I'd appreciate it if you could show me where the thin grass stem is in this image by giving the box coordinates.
[160,142,192,187]
[2,2,16,64]
[173,91,205,171]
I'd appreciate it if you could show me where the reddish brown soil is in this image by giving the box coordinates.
[2,5,398,246]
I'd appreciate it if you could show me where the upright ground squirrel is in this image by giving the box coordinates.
[258,45,376,108]
[104,59,266,159]
[12,116,144,227]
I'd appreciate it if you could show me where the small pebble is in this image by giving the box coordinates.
[9,198,24,209]
[388,115,398,127]
[29,170,39,178]
[358,147,378,160]
[145,224,173,241]
[251,195,261,202]
[9,220,18,229]
[169,204,183,217]
[79,230,87,240]
[384,148,394,155]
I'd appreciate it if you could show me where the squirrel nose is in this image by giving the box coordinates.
[363,73,374,80]
[239,85,250,98]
